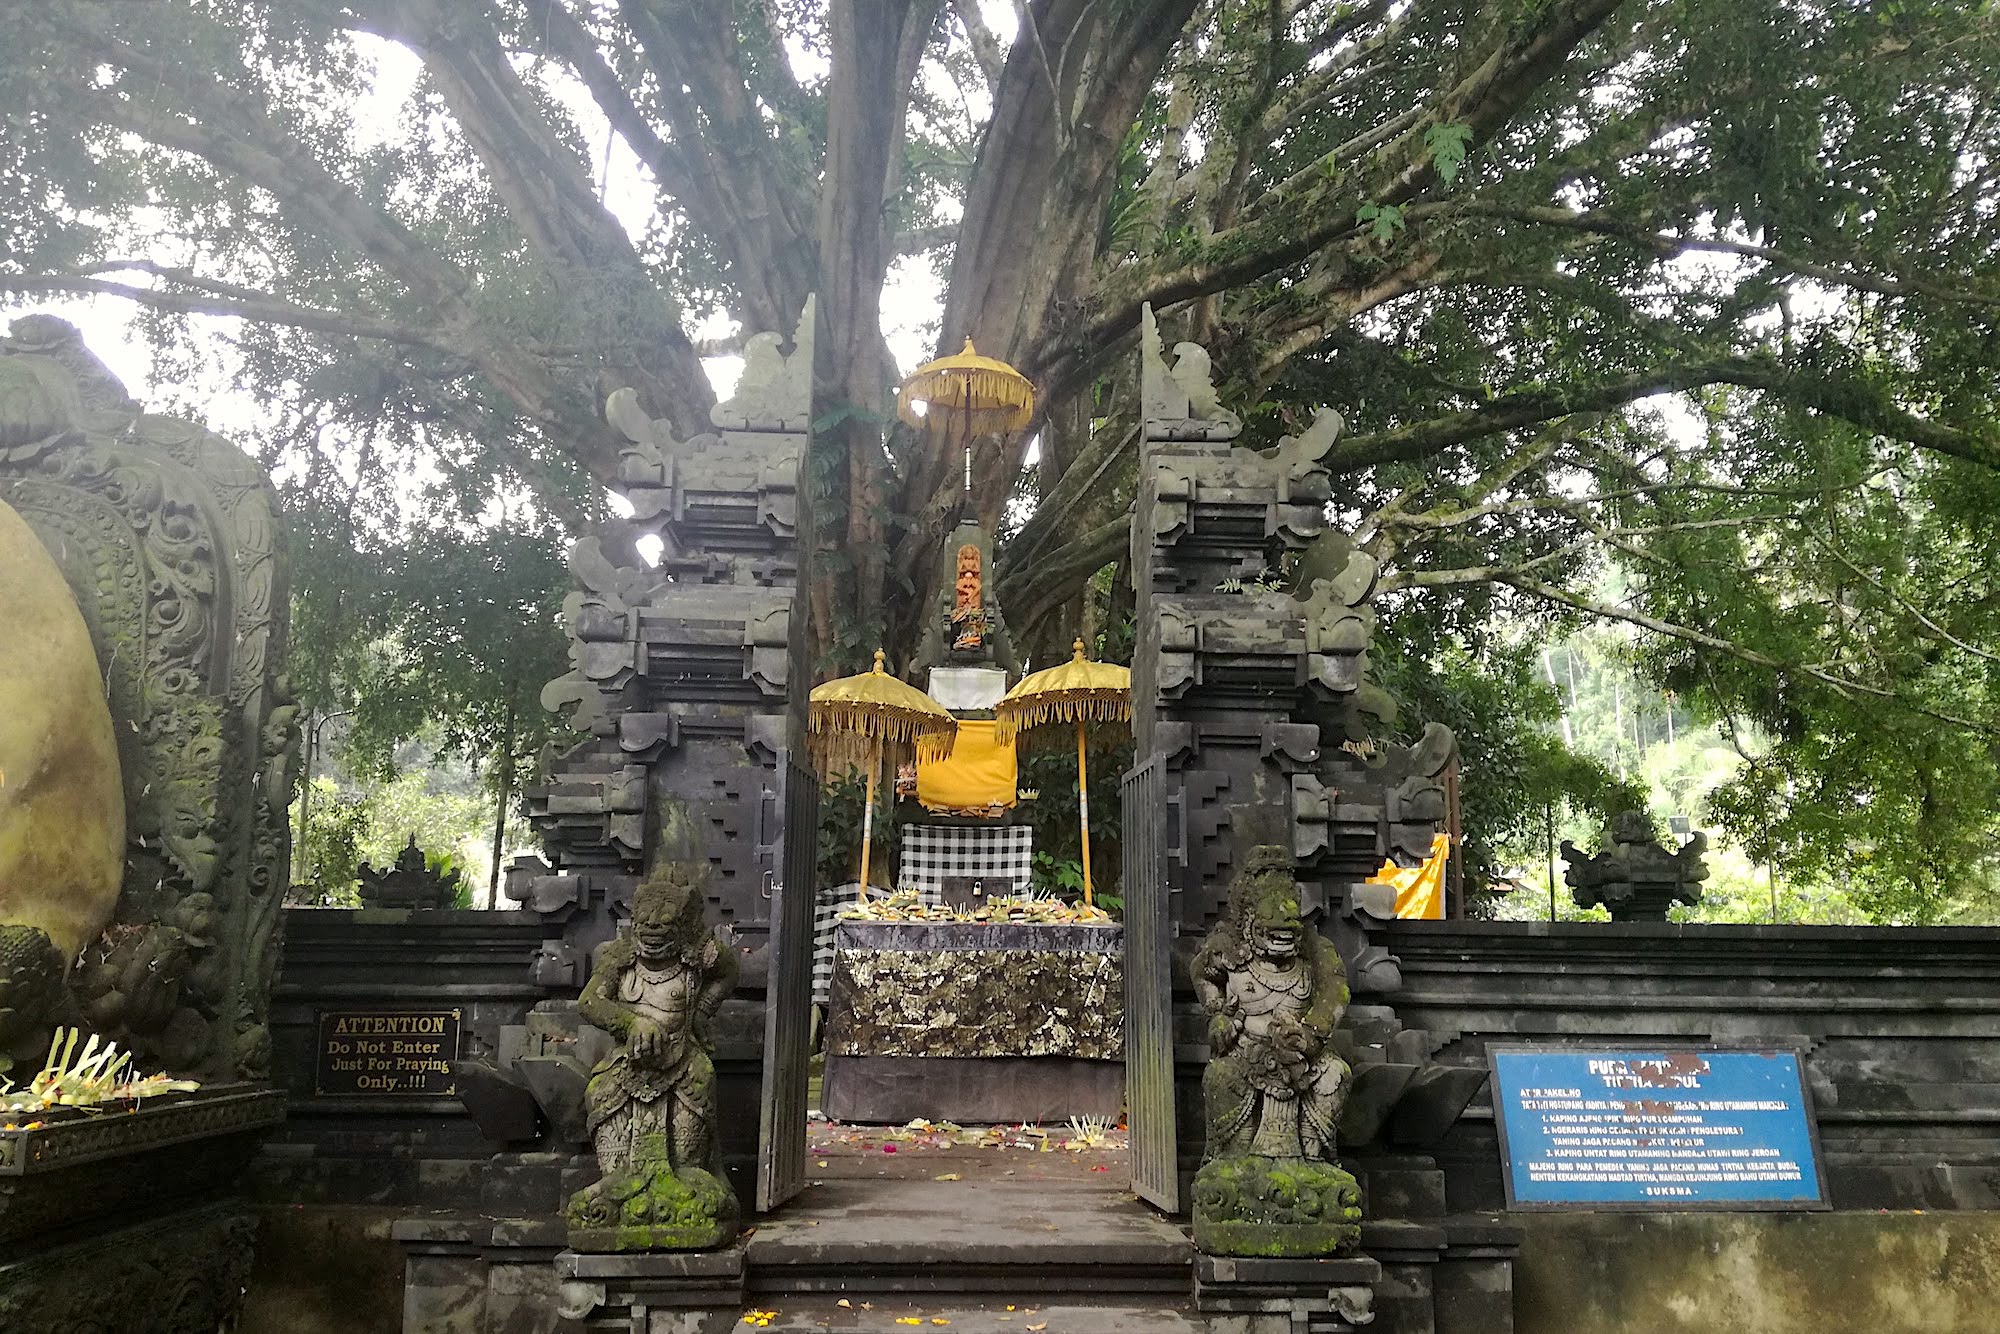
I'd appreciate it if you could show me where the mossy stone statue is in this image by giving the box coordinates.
[1189,846,1364,1257]
[0,497,124,1059]
[566,861,740,1250]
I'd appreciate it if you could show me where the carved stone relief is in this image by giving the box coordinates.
[0,316,296,1079]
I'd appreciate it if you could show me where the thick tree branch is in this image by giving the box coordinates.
[616,0,820,330]
[42,16,624,463]
[1056,0,1630,386]
[521,0,702,203]
[0,272,453,350]
[366,1,716,438]
[953,0,1008,89]
[1328,357,2000,474]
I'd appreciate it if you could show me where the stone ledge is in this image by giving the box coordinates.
[1359,1218,1448,1258]
[558,1245,746,1280]
[1196,1253,1382,1285]
[390,1212,568,1251]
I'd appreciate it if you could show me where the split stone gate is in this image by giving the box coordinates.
[506,295,1472,1230]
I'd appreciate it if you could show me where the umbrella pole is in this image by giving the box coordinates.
[859,739,879,898]
[1076,719,1094,907]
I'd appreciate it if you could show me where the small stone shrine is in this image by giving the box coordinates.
[1191,847,1364,1258]
[567,862,740,1250]
[358,835,463,910]
[1562,811,1710,921]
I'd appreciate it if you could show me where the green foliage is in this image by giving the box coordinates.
[1369,620,1642,895]
[289,761,499,906]
[1353,202,1405,244]
[1422,122,1471,185]
[1029,851,1086,899]
[1016,730,1132,895]
[292,779,369,906]
[1492,626,2000,925]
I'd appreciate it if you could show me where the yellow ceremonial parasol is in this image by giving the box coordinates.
[809,650,958,896]
[897,338,1036,495]
[993,640,1131,906]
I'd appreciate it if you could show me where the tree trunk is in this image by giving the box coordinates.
[811,0,930,666]
[488,701,516,909]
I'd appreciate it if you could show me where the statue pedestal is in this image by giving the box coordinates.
[822,919,1125,1124]
[556,1245,745,1333]
[1192,1155,1365,1257]
[1195,1252,1381,1333]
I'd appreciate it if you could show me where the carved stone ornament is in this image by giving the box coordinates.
[1189,846,1363,1256]
[1141,303,1242,439]
[1563,810,1710,922]
[357,835,462,910]
[709,295,816,432]
[567,861,741,1250]
[0,315,297,1080]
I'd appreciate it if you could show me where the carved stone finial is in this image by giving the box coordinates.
[356,836,461,911]
[1562,813,1709,922]
[1265,405,1344,474]
[1140,303,1242,437]
[1188,846,1363,1256]
[566,860,740,1250]
[710,295,817,432]
[3,315,136,419]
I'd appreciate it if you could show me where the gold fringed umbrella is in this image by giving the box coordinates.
[993,640,1132,906]
[809,649,958,896]
[897,338,1036,440]
[897,339,1036,497]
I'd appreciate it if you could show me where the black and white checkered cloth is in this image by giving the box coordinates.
[811,827,1035,1006]
[812,881,939,1005]
[898,823,1035,900]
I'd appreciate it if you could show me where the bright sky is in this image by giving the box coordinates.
[21,10,1024,445]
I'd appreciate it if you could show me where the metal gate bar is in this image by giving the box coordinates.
[1121,752,1179,1212]
[757,752,818,1211]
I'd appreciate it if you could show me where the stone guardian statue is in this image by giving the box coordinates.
[565,862,740,1250]
[1190,846,1363,1255]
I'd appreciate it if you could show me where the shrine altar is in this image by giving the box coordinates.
[821,918,1125,1123]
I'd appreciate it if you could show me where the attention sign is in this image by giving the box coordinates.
[1488,1045,1827,1210]
[314,1008,462,1097]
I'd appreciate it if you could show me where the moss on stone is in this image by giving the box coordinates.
[1191,1155,1363,1257]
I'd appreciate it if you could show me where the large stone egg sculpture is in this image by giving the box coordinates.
[0,495,125,1041]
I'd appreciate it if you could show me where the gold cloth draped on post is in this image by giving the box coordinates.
[915,719,1017,813]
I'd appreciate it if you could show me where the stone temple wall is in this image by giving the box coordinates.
[251,912,2000,1330]
[1381,919,2000,1214]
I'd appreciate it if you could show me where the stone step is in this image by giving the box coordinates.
[746,1180,1193,1298]
[737,1297,1207,1333]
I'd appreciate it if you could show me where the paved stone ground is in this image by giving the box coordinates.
[739,1298,1205,1332]
[745,1123,1185,1330]
[804,1118,1131,1184]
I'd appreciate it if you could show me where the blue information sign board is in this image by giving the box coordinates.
[1488,1046,1828,1210]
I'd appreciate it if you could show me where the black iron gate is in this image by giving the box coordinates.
[1121,751,1179,1212]
[756,752,818,1211]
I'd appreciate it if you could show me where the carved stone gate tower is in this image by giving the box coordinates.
[510,299,820,1211]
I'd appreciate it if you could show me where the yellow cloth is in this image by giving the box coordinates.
[1367,832,1451,920]
[915,718,1018,812]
